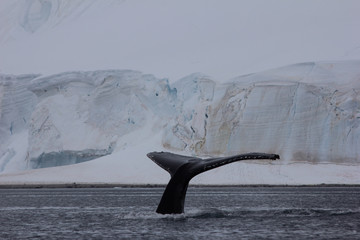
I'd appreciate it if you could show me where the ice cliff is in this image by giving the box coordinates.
[0,61,359,174]
[165,61,360,164]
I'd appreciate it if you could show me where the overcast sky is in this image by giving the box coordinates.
[1,0,360,81]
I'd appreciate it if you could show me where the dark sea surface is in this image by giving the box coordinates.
[0,187,359,239]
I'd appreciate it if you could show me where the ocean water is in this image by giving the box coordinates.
[0,187,359,239]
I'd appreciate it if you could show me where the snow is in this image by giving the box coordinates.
[0,124,359,185]
[0,61,359,185]
[0,1,359,185]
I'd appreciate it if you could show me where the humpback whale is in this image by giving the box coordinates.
[147,151,280,214]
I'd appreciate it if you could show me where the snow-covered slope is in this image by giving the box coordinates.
[0,61,359,184]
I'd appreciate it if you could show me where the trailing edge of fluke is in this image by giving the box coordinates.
[147,151,280,214]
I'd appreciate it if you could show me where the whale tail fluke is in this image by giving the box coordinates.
[147,151,279,214]
[147,152,201,177]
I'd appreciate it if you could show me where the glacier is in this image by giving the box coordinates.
[0,61,359,184]
[165,61,360,164]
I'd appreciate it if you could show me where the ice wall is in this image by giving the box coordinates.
[0,61,359,173]
[0,70,176,172]
[165,62,360,165]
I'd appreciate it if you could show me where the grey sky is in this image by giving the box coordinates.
[0,0,359,81]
